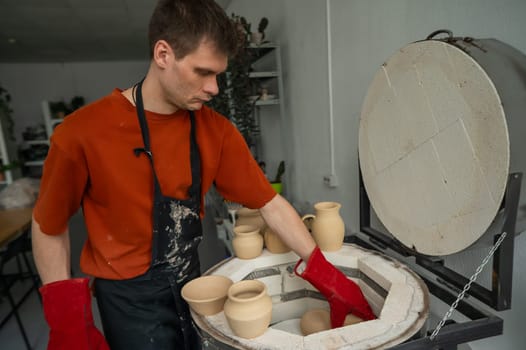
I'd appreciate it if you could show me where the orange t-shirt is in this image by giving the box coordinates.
[34,89,276,279]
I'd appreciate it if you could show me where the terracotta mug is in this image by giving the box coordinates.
[302,201,345,251]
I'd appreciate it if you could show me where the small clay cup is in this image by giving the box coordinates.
[233,225,264,259]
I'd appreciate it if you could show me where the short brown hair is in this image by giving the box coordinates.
[148,0,239,59]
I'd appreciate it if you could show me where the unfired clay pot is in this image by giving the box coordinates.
[235,207,266,233]
[300,308,364,336]
[181,275,233,316]
[263,227,291,254]
[233,225,264,259]
[302,201,345,251]
[223,280,272,339]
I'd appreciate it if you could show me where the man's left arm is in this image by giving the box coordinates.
[258,194,316,261]
[259,194,376,327]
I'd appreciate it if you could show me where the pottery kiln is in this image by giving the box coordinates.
[192,31,524,349]
[193,245,429,349]
[356,30,524,348]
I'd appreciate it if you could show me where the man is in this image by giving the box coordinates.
[32,0,375,349]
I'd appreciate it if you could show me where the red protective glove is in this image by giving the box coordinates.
[40,278,110,350]
[295,247,376,328]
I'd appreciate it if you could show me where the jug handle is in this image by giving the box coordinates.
[301,214,315,233]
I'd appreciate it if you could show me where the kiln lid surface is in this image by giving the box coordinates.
[359,39,510,256]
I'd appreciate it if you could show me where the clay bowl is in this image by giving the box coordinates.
[300,309,364,335]
[181,275,233,316]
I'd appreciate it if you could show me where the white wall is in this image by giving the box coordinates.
[227,0,526,349]
[0,61,149,139]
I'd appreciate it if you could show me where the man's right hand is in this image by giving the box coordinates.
[40,278,110,350]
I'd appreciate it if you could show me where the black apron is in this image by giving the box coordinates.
[94,80,203,350]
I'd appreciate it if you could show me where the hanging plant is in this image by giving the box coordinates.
[207,14,260,148]
[0,85,15,141]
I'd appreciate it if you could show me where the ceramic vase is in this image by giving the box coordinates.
[223,280,272,339]
[263,227,291,254]
[302,201,345,251]
[235,207,266,233]
[233,225,264,259]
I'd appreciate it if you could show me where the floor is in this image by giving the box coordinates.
[0,203,230,350]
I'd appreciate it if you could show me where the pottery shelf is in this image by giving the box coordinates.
[246,43,287,188]
[24,160,45,167]
[249,71,279,78]
[22,101,63,176]
[255,99,280,106]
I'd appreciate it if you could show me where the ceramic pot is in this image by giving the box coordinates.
[235,207,266,233]
[181,275,233,316]
[250,32,263,46]
[224,280,272,338]
[270,182,282,194]
[300,309,364,335]
[263,227,291,254]
[233,225,264,259]
[302,202,345,251]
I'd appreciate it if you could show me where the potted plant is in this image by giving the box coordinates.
[49,96,86,119]
[0,160,20,182]
[271,161,285,194]
[250,17,269,46]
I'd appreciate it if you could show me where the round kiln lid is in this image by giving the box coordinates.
[358,40,510,256]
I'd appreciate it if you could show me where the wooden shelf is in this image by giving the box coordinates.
[24,160,45,166]
[249,71,278,78]
[25,140,49,146]
[255,99,280,106]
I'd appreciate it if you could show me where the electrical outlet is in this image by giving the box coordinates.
[323,174,339,188]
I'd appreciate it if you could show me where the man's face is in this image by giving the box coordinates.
[161,39,228,111]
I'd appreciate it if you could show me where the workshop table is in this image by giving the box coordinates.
[0,206,36,350]
[0,207,33,247]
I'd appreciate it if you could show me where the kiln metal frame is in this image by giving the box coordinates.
[354,171,522,349]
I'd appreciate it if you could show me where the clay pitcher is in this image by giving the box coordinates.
[223,280,272,338]
[302,202,345,251]
[232,225,264,259]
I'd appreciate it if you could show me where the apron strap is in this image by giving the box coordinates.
[188,113,201,199]
[132,79,201,201]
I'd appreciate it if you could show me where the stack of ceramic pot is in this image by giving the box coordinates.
[235,207,266,232]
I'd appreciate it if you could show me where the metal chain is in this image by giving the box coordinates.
[430,231,508,340]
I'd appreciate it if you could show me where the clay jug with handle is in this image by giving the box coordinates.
[302,201,345,251]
